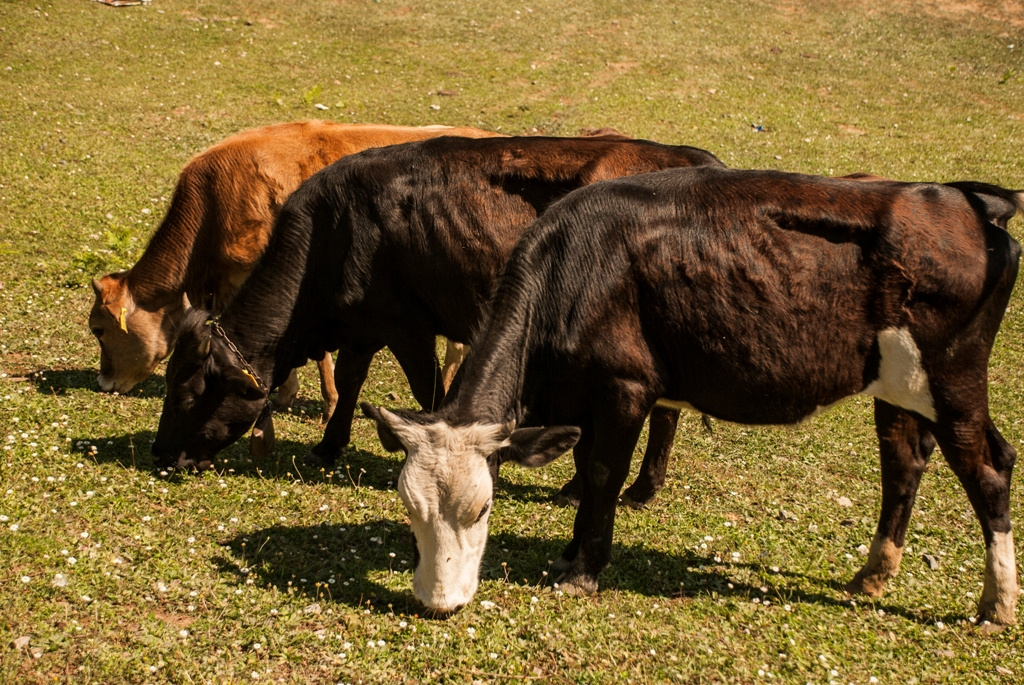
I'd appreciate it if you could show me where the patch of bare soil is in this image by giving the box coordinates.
[846,0,1024,29]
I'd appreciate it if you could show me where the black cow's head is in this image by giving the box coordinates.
[151,310,268,471]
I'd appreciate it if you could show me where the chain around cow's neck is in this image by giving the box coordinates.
[205,318,267,392]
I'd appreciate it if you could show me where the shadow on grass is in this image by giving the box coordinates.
[68,426,417,490]
[31,367,167,398]
[69,430,157,471]
[214,519,960,625]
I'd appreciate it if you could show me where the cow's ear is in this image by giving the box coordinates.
[494,425,580,468]
[222,366,268,401]
[95,274,133,332]
[360,403,416,453]
[196,336,212,359]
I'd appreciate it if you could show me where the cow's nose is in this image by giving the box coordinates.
[427,601,466,616]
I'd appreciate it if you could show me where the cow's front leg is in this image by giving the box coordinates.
[621,405,679,508]
[306,348,376,468]
[555,413,645,596]
[553,445,588,508]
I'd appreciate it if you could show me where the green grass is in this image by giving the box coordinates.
[2,0,1024,682]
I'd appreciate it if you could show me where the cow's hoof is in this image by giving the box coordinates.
[303,449,338,468]
[270,394,295,413]
[553,477,583,508]
[978,621,1008,636]
[552,492,580,508]
[172,457,213,473]
[845,569,888,598]
[556,570,599,597]
[619,487,653,510]
[977,598,1017,627]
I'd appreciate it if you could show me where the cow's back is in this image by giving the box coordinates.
[281,135,725,345]
[502,167,1019,425]
[182,121,500,307]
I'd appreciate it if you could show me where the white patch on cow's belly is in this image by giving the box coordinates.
[654,398,701,412]
[861,328,937,422]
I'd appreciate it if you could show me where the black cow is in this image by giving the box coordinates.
[151,134,723,508]
[364,167,1022,624]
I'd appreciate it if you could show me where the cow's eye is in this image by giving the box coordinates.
[475,500,491,523]
[91,327,104,338]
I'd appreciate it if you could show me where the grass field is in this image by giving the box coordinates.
[2,0,1024,682]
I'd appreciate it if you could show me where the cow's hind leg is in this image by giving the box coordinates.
[271,369,301,412]
[440,340,469,392]
[848,400,935,597]
[388,332,447,413]
[318,351,338,423]
[933,415,1018,625]
[620,405,679,508]
[306,348,376,468]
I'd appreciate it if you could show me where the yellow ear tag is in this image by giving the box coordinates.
[119,307,128,333]
[242,369,259,387]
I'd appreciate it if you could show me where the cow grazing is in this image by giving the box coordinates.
[88,120,498,418]
[151,135,724,511]
[363,166,1022,624]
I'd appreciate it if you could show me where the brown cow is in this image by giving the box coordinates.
[88,120,500,420]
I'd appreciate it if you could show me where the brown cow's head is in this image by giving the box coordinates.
[89,273,188,393]
[151,309,268,471]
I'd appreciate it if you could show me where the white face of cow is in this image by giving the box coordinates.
[394,419,506,612]
[363,404,581,613]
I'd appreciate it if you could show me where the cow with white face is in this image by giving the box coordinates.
[363,404,579,613]
[365,167,1023,624]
